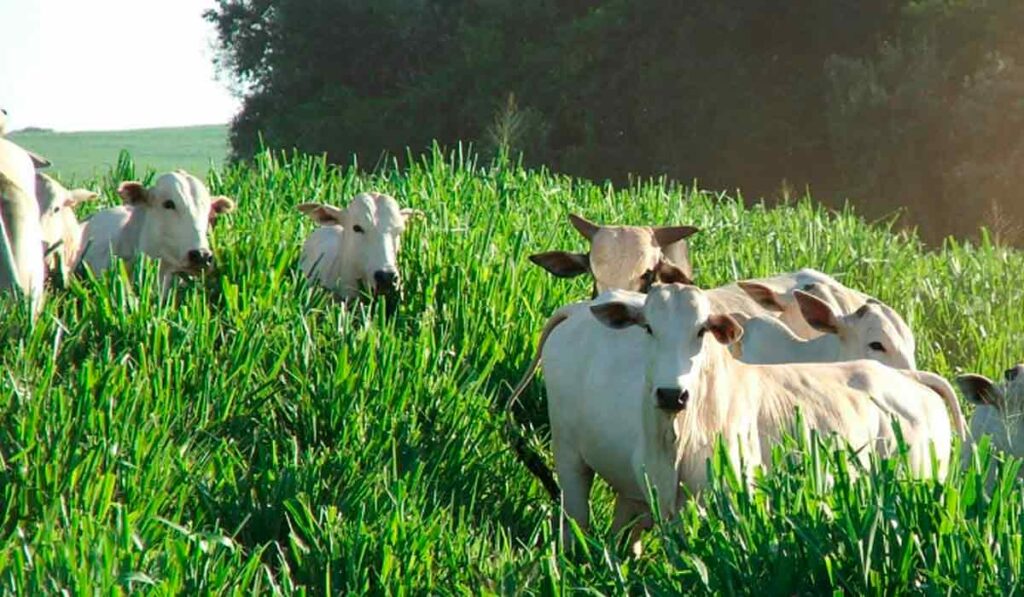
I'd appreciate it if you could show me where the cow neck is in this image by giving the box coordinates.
[116,206,146,260]
[787,331,840,362]
[662,339,742,463]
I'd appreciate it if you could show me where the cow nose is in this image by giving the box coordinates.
[1005,366,1023,382]
[187,249,214,268]
[655,388,689,412]
[374,270,399,290]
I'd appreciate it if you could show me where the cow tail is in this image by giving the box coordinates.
[505,304,577,502]
[909,371,968,443]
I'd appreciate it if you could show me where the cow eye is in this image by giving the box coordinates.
[163,200,175,210]
[1005,368,1019,382]
[698,328,707,339]
[869,342,885,352]
[353,225,365,233]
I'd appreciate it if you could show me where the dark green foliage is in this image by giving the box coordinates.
[207,0,1024,242]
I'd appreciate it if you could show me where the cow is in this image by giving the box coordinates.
[733,289,916,369]
[509,284,965,555]
[0,138,45,315]
[957,364,1024,476]
[35,173,98,280]
[529,219,852,339]
[77,170,235,286]
[297,192,421,300]
[528,213,698,295]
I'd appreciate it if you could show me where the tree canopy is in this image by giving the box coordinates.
[207,0,1024,242]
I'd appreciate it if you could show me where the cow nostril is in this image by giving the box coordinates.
[188,249,214,267]
[374,270,398,287]
[655,388,689,412]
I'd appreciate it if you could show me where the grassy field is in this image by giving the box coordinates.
[7,124,228,183]
[1,147,1023,593]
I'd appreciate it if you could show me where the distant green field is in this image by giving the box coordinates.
[8,124,229,183]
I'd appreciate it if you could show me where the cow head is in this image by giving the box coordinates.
[36,173,97,272]
[591,284,742,414]
[298,192,419,297]
[958,365,1024,458]
[118,171,235,275]
[529,213,698,295]
[793,290,916,369]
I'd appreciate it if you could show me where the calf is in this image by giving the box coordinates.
[958,365,1024,475]
[78,171,235,285]
[0,138,45,314]
[734,289,916,369]
[529,213,697,294]
[297,192,420,299]
[35,173,97,280]
[512,284,965,554]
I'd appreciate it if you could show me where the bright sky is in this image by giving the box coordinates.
[0,0,239,132]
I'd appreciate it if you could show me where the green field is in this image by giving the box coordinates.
[1,148,1023,592]
[8,124,228,183]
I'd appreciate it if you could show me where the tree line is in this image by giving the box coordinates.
[206,0,1024,243]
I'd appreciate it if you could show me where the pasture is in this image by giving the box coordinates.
[7,125,228,183]
[1,147,1023,593]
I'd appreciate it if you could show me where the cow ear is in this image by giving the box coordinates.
[651,225,699,247]
[706,314,743,345]
[794,290,841,334]
[957,374,1004,409]
[737,281,785,312]
[591,301,646,330]
[210,196,236,219]
[68,189,99,207]
[568,213,600,241]
[117,181,148,205]
[400,207,424,221]
[297,202,346,225]
[528,251,590,278]
[654,260,693,285]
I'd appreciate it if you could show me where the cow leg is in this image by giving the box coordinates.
[611,497,650,557]
[554,450,594,549]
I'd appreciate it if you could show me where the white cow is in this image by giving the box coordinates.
[297,192,420,299]
[958,364,1024,474]
[529,213,698,294]
[511,284,965,554]
[78,170,235,285]
[0,138,45,314]
[733,289,916,369]
[36,173,98,280]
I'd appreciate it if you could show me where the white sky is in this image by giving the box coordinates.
[0,0,240,132]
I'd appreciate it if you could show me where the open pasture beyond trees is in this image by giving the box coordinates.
[1,148,1023,593]
[7,125,228,183]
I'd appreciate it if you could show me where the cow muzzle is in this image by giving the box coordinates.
[372,269,399,296]
[655,387,690,413]
[187,249,215,270]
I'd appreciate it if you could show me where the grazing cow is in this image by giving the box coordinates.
[958,365,1024,473]
[77,170,235,285]
[297,192,420,299]
[35,173,98,280]
[733,289,916,369]
[528,213,698,294]
[0,138,45,314]
[510,284,965,554]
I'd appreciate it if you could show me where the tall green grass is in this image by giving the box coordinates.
[0,147,1022,593]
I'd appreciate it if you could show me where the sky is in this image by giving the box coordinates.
[0,0,240,132]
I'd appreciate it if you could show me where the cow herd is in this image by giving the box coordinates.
[1,129,1022,556]
[512,213,1022,554]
